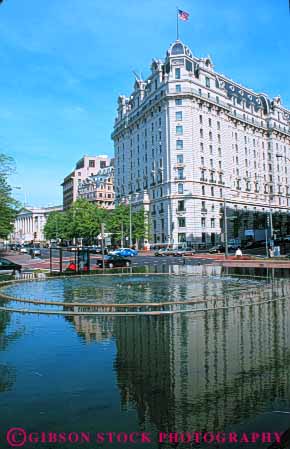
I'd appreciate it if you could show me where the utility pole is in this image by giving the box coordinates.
[101,223,105,272]
[224,197,228,259]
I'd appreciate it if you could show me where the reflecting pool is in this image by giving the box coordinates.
[0,266,290,448]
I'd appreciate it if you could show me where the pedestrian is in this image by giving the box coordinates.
[235,247,242,258]
[269,247,274,258]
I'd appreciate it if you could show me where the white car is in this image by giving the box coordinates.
[20,247,28,254]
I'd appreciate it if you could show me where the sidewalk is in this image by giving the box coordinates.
[219,259,290,269]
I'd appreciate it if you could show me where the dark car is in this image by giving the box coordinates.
[97,255,131,269]
[208,245,225,254]
[0,258,22,274]
[88,246,108,255]
[29,248,41,257]
[244,240,265,249]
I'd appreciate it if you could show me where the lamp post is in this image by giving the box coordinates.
[223,197,228,258]
[122,194,133,248]
[129,196,132,248]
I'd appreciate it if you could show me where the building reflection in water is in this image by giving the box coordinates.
[67,266,290,433]
[0,311,23,393]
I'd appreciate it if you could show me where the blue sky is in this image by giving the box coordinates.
[0,0,289,206]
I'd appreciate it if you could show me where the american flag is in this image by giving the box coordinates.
[178,9,189,21]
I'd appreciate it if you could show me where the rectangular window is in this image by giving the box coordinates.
[89,160,95,168]
[175,98,182,105]
[176,84,181,93]
[176,111,183,120]
[201,217,206,228]
[178,233,186,243]
[205,77,210,88]
[178,183,184,194]
[177,168,184,180]
[178,217,186,227]
[176,125,183,135]
[211,218,215,228]
[175,68,181,79]
[176,139,183,149]
[177,154,184,164]
[177,200,185,211]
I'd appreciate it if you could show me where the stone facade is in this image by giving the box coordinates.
[112,40,290,246]
[12,205,62,243]
[77,164,115,209]
[61,155,112,210]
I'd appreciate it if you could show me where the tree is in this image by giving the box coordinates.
[44,199,109,242]
[0,154,18,239]
[66,199,109,241]
[132,208,150,248]
[43,211,68,240]
[106,204,130,244]
[44,200,150,247]
[106,205,149,247]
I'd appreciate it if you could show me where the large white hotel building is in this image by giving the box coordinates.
[112,40,290,246]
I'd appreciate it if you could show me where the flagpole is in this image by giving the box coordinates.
[176,7,179,40]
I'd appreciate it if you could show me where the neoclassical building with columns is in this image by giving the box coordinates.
[112,39,290,246]
[12,205,62,243]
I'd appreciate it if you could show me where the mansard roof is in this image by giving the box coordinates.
[166,40,193,59]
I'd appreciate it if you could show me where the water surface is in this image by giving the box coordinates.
[0,267,290,448]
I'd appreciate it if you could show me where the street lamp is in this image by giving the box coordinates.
[121,194,133,248]
[129,196,132,248]
[223,197,228,258]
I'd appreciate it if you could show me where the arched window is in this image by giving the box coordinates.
[171,43,184,55]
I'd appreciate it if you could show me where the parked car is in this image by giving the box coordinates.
[89,245,103,254]
[0,258,22,274]
[173,248,196,256]
[8,244,21,251]
[19,246,28,254]
[208,245,225,254]
[154,248,174,256]
[112,248,138,257]
[77,246,108,255]
[244,240,266,249]
[97,255,131,269]
[29,248,41,257]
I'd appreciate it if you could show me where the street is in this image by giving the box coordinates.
[2,250,216,273]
